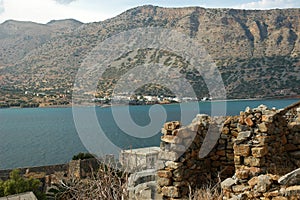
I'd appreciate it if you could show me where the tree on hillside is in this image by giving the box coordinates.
[0,169,45,199]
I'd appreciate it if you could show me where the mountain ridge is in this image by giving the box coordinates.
[0,5,299,106]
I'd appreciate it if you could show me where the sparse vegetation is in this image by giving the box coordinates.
[0,169,45,199]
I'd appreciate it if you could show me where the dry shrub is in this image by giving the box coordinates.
[47,162,128,200]
[190,183,223,200]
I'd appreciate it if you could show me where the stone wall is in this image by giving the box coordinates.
[157,102,300,199]
[157,114,237,198]
[0,163,68,181]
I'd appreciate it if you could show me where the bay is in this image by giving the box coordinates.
[0,98,298,169]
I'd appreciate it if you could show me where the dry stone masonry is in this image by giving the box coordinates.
[156,101,300,199]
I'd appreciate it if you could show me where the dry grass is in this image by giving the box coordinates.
[190,185,223,200]
[47,162,128,200]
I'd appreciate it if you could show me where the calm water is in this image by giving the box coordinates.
[0,98,299,169]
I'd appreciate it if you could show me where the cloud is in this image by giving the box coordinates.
[236,0,300,9]
[0,0,111,23]
[0,0,4,14]
[54,0,77,5]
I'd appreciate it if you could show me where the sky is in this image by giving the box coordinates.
[0,0,299,24]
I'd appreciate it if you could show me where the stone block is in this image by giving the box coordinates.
[222,127,230,134]
[234,156,241,165]
[232,184,250,193]
[252,146,268,157]
[234,144,251,156]
[164,121,181,131]
[158,151,179,161]
[221,177,236,190]
[262,115,273,122]
[245,117,254,127]
[236,131,252,144]
[161,135,182,144]
[244,156,264,167]
[165,161,182,169]
[255,174,272,193]
[283,185,300,196]
[236,168,250,179]
[157,177,172,186]
[249,167,262,176]
[161,186,181,198]
[157,170,172,178]
[258,122,268,133]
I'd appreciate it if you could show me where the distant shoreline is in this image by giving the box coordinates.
[1,96,299,110]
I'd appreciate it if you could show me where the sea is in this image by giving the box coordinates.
[0,98,299,169]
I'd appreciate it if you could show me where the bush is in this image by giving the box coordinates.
[0,169,45,199]
[72,152,95,160]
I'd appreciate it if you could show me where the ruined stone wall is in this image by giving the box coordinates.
[157,114,237,198]
[0,163,68,181]
[157,103,300,199]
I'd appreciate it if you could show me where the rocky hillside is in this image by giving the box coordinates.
[0,5,299,105]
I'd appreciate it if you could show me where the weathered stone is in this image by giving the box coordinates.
[278,168,300,186]
[221,178,236,190]
[232,184,250,193]
[224,117,232,125]
[157,177,172,186]
[158,151,179,161]
[249,167,262,176]
[244,156,264,167]
[255,174,272,193]
[272,196,288,200]
[161,186,180,198]
[157,170,172,178]
[161,128,169,135]
[245,118,254,127]
[248,176,259,187]
[165,161,183,169]
[237,124,249,132]
[283,185,300,196]
[161,135,182,144]
[252,146,268,157]
[234,156,241,165]
[231,130,239,137]
[236,168,250,179]
[236,131,252,144]
[262,115,273,122]
[222,126,230,134]
[258,122,268,133]
[263,190,279,197]
[234,144,251,156]
[173,168,184,178]
[164,121,181,131]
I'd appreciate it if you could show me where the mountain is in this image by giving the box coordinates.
[0,5,299,106]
